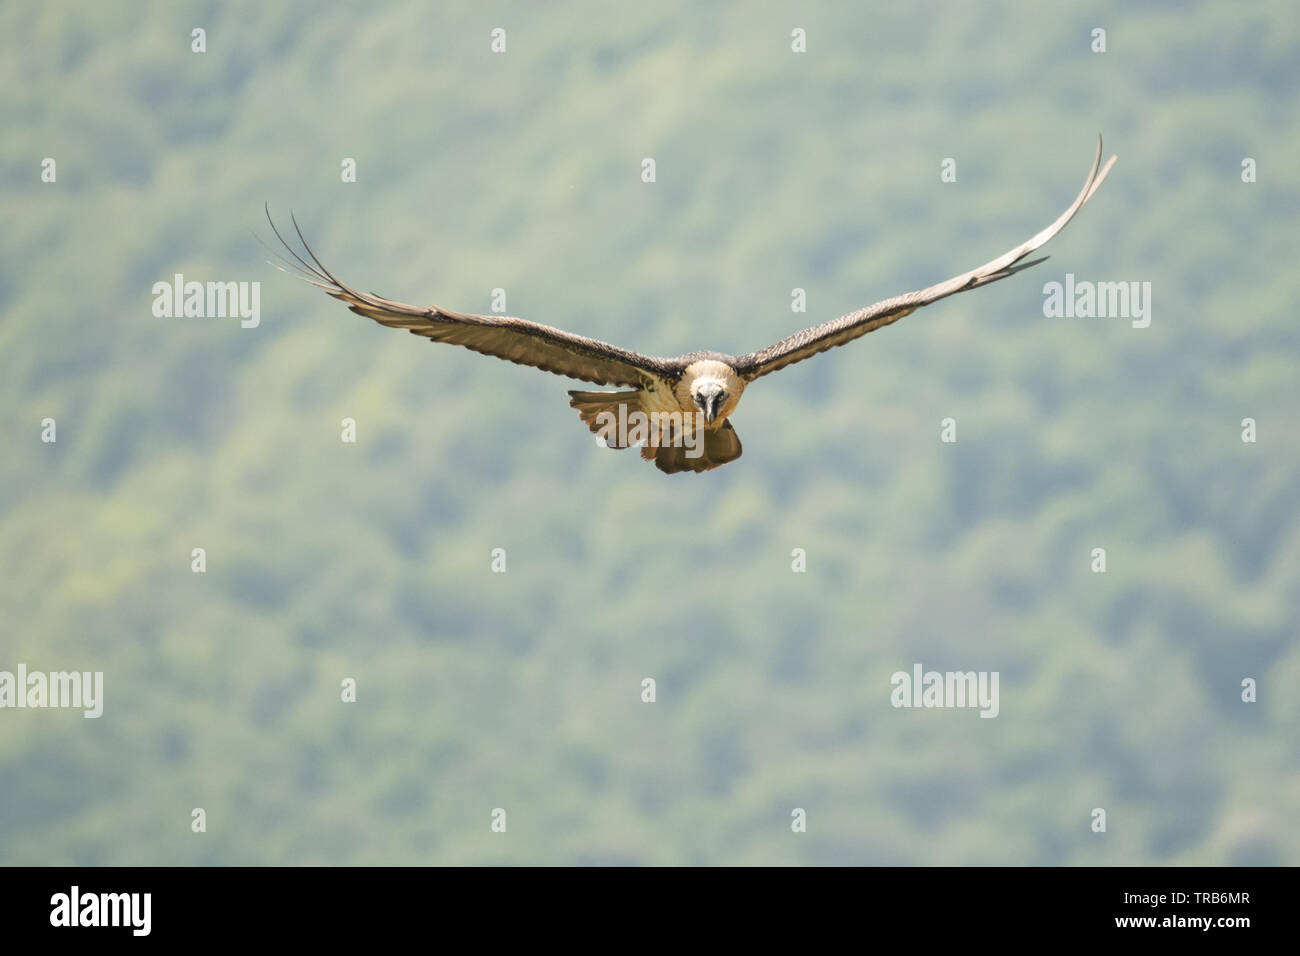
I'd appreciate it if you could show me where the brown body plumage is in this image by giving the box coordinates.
[266,137,1116,473]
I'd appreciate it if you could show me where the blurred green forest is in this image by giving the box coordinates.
[1,0,1297,865]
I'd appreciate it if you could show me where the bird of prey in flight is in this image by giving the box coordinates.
[266,136,1115,474]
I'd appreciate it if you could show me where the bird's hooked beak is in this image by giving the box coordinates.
[694,382,726,424]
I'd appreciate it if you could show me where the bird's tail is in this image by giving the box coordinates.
[649,420,743,474]
[569,389,743,472]
[568,390,643,448]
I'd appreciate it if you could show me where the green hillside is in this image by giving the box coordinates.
[1,0,1297,864]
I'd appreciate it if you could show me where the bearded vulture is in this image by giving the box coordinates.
[266,137,1115,474]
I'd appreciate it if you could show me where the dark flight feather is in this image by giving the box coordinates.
[730,135,1117,381]
[264,207,684,388]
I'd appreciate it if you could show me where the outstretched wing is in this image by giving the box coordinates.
[732,136,1117,382]
[262,210,680,388]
